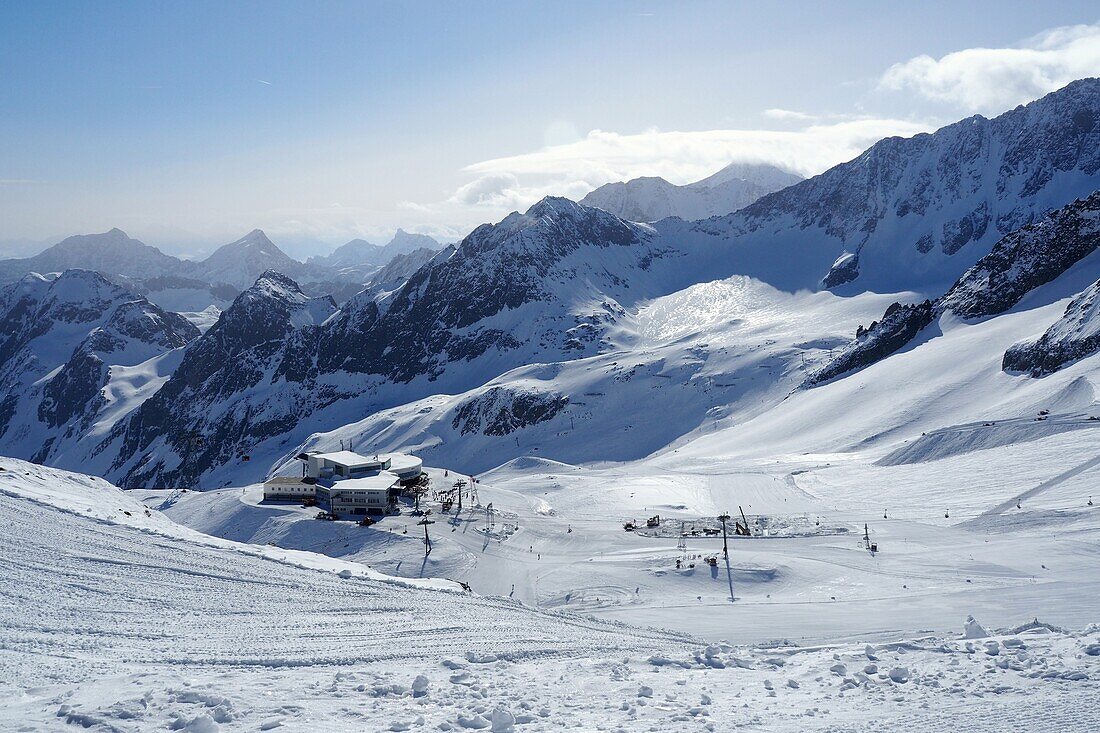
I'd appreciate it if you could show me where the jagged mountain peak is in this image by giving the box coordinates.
[246,269,308,300]
[225,271,337,332]
[0,268,200,461]
[386,228,442,250]
[212,229,282,256]
[519,195,641,228]
[712,77,1100,292]
[525,195,587,218]
[461,197,644,262]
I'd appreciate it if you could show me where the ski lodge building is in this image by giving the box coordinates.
[262,449,424,519]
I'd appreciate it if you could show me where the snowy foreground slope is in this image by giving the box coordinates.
[3,460,1100,732]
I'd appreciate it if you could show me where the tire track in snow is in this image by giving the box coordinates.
[971,452,1100,520]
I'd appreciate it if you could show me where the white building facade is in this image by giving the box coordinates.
[262,449,424,518]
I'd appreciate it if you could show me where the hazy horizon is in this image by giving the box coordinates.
[2,1,1098,258]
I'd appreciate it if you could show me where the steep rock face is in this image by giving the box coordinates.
[939,191,1100,318]
[804,300,935,386]
[39,301,197,434]
[580,163,801,222]
[108,271,338,487]
[320,197,652,381]
[1003,277,1100,375]
[0,270,199,463]
[702,79,1100,291]
[806,192,1100,384]
[358,246,450,300]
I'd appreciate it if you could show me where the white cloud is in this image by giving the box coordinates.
[451,173,522,206]
[464,117,930,187]
[880,23,1100,114]
[762,108,818,122]
[397,116,932,235]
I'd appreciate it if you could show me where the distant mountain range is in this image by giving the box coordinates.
[308,229,445,269]
[579,162,802,222]
[0,78,1097,491]
[0,227,445,311]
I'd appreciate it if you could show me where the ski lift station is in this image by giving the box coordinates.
[262,450,424,519]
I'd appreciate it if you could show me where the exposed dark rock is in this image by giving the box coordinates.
[805,191,1100,385]
[0,270,200,462]
[1003,277,1100,376]
[940,191,1100,318]
[804,300,935,386]
[822,252,860,288]
[451,387,569,436]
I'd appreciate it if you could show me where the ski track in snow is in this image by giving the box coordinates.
[2,462,1099,731]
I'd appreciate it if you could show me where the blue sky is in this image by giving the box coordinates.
[1,1,1098,257]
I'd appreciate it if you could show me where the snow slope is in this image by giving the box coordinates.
[5,461,1100,731]
[1005,275,1100,375]
[158,256,1100,648]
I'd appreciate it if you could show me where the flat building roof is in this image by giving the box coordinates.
[311,450,382,468]
[319,471,400,492]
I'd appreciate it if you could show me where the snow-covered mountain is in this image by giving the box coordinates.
[102,196,768,488]
[580,162,801,222]
[0,227,429,310]
[9,79,1100,493]
[101,108,1100,488]
[0,228,186,283]
[107,271,337,486]
[0,270,199,467]
[689,160,805,191]
[193,229,307,289]
[808,191,1100,385]
[357,245,451,301]
[693,78,1100,292]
